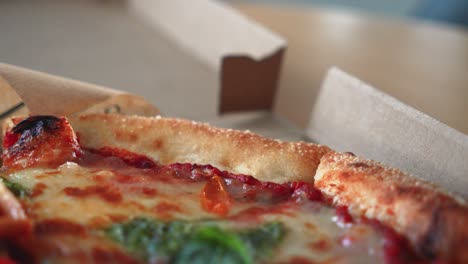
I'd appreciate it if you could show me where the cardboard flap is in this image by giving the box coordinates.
[0,75,24,116]
[130,0,285,69]
[0,63,158,117]
[130,0,286,114]
[307,68,468,199]
[220,49,284,113]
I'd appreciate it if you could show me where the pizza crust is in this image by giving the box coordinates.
[315,151,468,263]
[2,114,467,262]
[69,114,330,184]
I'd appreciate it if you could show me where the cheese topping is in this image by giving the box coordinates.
[5,152,390,263]
[1,116,420,264]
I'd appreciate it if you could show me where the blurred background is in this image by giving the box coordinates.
[0,0,466,209]
[225,0,468,28]
[0,0,467,136]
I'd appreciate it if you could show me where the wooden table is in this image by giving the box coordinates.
[234,3,468,135]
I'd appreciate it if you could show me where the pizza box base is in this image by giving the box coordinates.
[0,1,467,199]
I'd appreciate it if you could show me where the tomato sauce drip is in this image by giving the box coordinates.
[169,163,323,203]
[89,147,157,169]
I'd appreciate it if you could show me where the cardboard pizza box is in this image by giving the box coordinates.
[1,1,467,199]
[230,3,468,199]
[129,0,285,116]
[0,0,284,120]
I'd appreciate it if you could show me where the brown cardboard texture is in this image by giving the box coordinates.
[308,68,468,200]
[0,63,159,118]
[130,0,285,116]
[0,75,27,118]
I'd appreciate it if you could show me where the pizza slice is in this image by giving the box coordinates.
[0,114,466,263]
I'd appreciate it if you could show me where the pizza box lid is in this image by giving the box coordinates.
[309,68,468,200]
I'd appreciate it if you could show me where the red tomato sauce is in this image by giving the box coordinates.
[363,218,429,264]
[88,147,157,169]
[2,116,433,263]
[31,183,48,198]
[154,202,183,220]
[1,116,82,171]
[35,219,87,236]
[63,185,123,204]
[75,147,427,264]
[335,205,353,224]
[91,247,138,264]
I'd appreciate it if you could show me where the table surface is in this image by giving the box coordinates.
[234,3,468,135]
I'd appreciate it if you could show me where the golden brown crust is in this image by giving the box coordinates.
[78,94,160,116]
[5,114,467,262]
[69,114,331,183]
[315,151,468,263]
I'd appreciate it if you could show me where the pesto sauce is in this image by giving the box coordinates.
[104,218,286,264]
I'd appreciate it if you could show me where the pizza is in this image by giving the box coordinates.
[0,114,466,263]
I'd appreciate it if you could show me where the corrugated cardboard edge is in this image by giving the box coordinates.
[0,63,117,116]
[307,67,468,199]
[129,0,286,115]
[0,63,160,146]
[0,63,159,117]
[0,75,23,113]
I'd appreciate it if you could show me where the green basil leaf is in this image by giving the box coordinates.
[172,226,252,264]
[104,218,286,263]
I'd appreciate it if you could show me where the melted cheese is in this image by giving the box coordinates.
[6,156,387,264]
